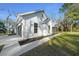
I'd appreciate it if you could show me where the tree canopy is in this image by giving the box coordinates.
[0,20,6,33]
[60,3,79,20]
[0,21,4,27]
[59,3,79,32]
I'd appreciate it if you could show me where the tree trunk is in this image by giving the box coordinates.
[70,24,73,32]
[61,26,63,32]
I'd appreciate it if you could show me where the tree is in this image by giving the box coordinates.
[59,3,79,32]
[59,3,73,13]
[0,20,6,33]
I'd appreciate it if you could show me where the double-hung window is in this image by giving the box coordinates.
[34,23,38,33]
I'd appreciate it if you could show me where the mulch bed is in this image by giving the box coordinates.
[19,34,55,46]
[19,36,44,45]
[0,45,4,53]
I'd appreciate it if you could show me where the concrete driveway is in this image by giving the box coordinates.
[0,35,22,45]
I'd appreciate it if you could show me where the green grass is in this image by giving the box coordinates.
[21,32,79,56]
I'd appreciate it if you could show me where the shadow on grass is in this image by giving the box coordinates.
[52,35,79,56]
[21,34,79,56]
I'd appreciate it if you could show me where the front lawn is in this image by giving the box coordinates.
[21,32,79,56]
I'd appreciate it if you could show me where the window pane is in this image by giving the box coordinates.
[34,23,38,33]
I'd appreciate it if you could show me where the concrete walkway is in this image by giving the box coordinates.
[0,33,62,56]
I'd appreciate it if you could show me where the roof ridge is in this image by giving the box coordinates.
[18,9,44,16]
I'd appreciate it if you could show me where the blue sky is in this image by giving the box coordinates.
[0,3,63,21]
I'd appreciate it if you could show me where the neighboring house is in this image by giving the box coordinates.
[4,19,16,34]
[52,21,58,34]
[16,10,56,39]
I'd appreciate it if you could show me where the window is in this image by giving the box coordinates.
[48,25,50,33]
[42,14,43,18]
[34,23,38,33]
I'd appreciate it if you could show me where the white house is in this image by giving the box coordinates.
[16,10,56,39]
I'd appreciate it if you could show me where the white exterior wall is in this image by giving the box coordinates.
[17,11,53,39]
[22,12,48,39]
[47,20,53,34]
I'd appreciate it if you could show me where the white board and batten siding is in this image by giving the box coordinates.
[16,10,54,39]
